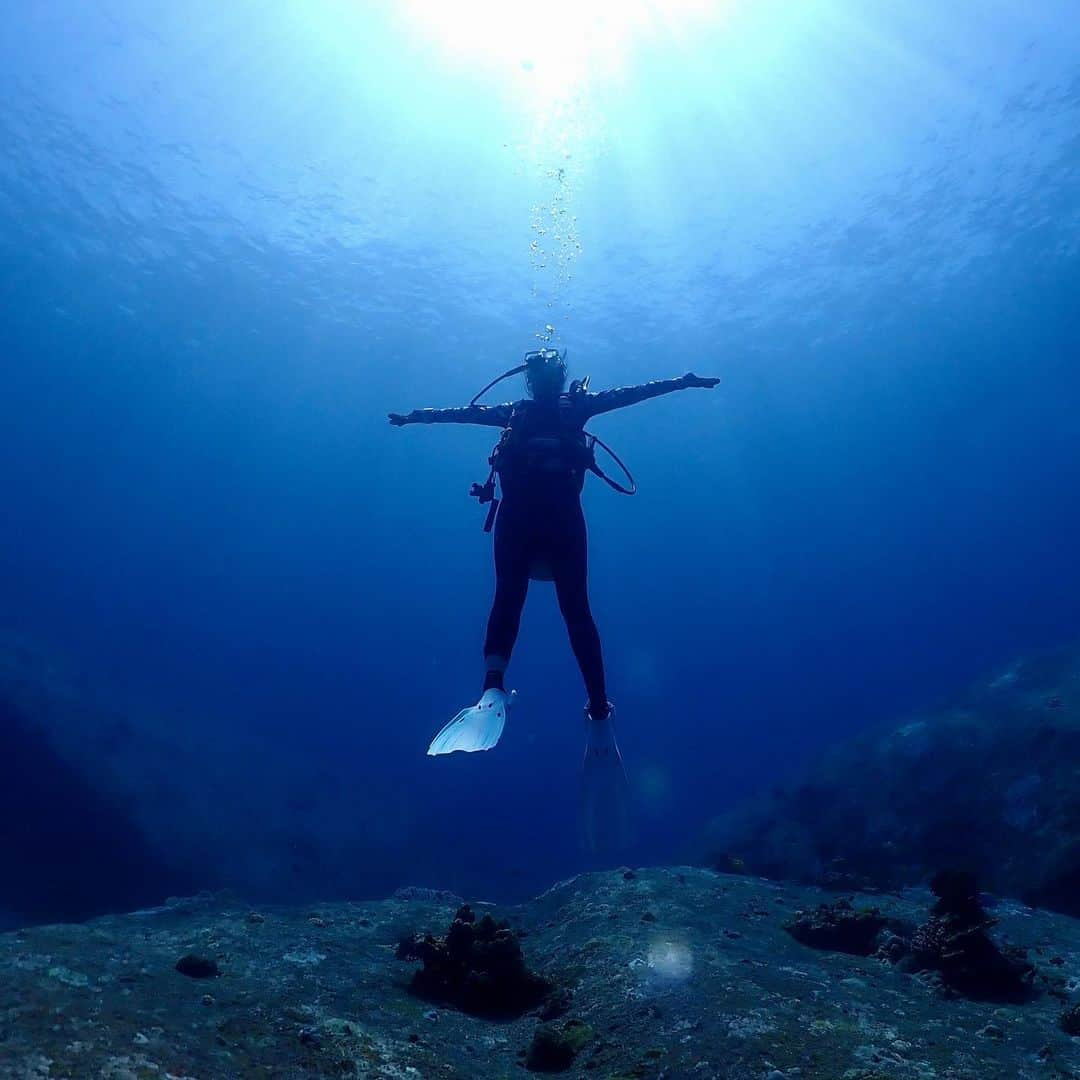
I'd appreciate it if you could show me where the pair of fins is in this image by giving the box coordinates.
[426,689,632,851]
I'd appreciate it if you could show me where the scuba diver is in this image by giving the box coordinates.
[388,348,719,847]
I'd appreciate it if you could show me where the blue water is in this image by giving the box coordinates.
[1,1,1079,920]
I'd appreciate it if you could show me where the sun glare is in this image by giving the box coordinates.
[391,0,727,337]
[399,0,720,104]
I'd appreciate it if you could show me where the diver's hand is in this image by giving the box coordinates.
[388,412,408,426]
[684,372,720,389]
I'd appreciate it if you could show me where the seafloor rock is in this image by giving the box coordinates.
[396,903,554,1018]
[393,886,464,904]
[704,646,1080,915]
[784,897,902,956]
[525,1018,594,1072]
[2,869,1080,1078]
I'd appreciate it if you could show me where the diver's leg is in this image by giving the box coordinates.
[483,505,530,691]
[425,506,529,755]
[549,503,629,847]
[552,502,609,719]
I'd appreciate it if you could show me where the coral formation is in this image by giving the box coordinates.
[524,1019,593,1072]
[908,871,1035,1002]
[396,903,554,1019]
[1060,1004,1080,1036]
[785,873,1037,1004]
[784,898,898,956]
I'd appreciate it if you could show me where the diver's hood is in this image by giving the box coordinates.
[470,347,567,406]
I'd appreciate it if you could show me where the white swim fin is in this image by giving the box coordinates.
[580,704,633,852]
[427,688,517,756]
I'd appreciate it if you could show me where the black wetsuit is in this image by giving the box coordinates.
[401,374,700,715]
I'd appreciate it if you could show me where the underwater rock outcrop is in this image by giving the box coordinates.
[396,903,554,1018]
[704,646,1080,916]
[0,638,414,926]
[0,690,191,924]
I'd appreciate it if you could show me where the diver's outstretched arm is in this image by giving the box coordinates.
[585,372,720,418]
[388,403,514,427]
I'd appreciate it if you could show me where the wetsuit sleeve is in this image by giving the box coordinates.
[396,403,514,427]
[583,375,698,417]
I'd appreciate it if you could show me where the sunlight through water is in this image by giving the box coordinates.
[392,1,737,344]
[399,0,723,106]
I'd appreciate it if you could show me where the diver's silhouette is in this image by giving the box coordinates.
[390,347,719,847]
